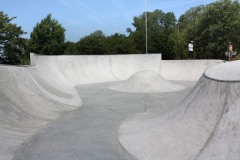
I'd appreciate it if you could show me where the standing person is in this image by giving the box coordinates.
[188,41,193,59]
[227,42,233,61]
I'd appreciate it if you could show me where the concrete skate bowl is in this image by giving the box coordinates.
[0,53,222,160]
[118,60,240,160]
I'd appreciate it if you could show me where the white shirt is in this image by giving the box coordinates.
[188,43,193,51]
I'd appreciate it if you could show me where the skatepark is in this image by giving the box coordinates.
[1,53,239,160]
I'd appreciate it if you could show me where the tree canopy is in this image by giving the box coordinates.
[184,0,240,59]
[2,0,240,64]
[75,30,107,55]
[28,14,65,55]
[129,9,178,59]
[0,11,27,64]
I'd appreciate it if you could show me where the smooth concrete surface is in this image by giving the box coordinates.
[12,81,196,160]
[204,60,240,82]
[33,53,163,84]
[0,65,81,160]
[119,61,240,160]
[0,53,223,160]
[160,60,221,81]
[109,70,185,93]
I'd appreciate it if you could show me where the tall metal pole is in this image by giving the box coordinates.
[178,23,180,59]
[145,0,148,54]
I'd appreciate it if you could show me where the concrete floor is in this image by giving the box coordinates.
[12,80,196,160]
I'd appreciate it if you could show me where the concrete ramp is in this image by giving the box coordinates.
[31,53,162,84]
[109,70,185,93]
[0,53,223,160]
[0,65,81,160]
[31,54,221,82]
[118,61,240,160]
[160,60,221,81]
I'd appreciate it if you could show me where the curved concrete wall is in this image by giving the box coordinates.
[31,53,222,83]
[160,60,222,81]
[0,65,81,160]
[119,75,240,160]
[0,53,222,160]
[118,61,240,160]
[31,53,162,84]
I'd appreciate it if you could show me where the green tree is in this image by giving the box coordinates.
[129,9,177,59]
[0,11,27,64]
[185,0,240,59]
[178,5,205,32]
[177,5,205,59]
[64,41,78,55]
[106,33,138,54]
[28,14,65,55]
[168,27,186,59]
[76,30,107,55]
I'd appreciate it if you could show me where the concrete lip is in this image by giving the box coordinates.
[204,60,240,82]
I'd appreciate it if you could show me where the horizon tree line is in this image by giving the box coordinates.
[0,0,239,65]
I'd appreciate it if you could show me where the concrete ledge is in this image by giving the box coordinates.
[204,60,240,82]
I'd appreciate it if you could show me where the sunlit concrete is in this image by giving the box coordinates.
[119,60,240,160]
[0,53,223,160]
[108,70,185,93]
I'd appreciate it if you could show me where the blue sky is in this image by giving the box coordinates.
[1,0,216,42]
